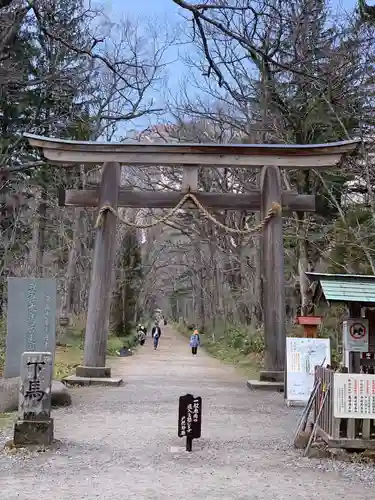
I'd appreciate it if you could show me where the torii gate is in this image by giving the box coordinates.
[24,134,360,384]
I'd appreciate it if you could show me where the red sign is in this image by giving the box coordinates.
[349,322,367,339]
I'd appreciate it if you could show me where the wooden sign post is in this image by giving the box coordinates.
[178,393,202,452]
[24,134,360,386]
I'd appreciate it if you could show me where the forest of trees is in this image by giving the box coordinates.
[1,0,375,342]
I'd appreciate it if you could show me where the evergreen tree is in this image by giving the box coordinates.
[23,0,92,274]
[0,0,93,297]
[359,0,375,20]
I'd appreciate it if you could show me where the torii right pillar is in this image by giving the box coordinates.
[260,165,286,384]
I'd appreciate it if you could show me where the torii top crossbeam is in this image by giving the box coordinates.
[24,134,360,168]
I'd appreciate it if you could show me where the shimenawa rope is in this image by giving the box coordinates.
[94,192,281,234]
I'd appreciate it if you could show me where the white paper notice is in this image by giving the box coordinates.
[334,373,375,419]
[286,337,331,403]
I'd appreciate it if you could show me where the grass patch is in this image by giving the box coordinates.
[0,412,15,430]
[0,314,140,380]
[54,325,137,380]
[54,344,83,380]
[204,341,262,378]
[107,334,136,355]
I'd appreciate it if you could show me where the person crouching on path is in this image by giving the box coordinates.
[190,329,200,356]
[152,322,162,350]
[137,325,146,346]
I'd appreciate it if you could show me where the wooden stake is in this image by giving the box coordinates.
[303,382,331,457]
[260,165,286,375]
[292,379,321,446]
[78,162,120,377]
[186,436,193,452]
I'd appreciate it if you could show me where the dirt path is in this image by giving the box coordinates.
[0,326,374,499]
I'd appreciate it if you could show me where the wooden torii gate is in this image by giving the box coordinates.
[25,134,360,384]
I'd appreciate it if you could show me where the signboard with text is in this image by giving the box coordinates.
[19,351,53,420]
[4,278,57,378]
[334,373,375,419]
[286,337,330,404]
[178,394,202,450]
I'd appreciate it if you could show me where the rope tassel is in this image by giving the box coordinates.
[94,204,117,229]
[94,193,282,234]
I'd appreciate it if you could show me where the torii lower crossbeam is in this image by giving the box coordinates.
[60,189,316,212]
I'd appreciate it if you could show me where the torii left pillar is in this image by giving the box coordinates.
[75,161,121,382]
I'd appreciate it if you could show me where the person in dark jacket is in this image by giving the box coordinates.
[151,322,162,349]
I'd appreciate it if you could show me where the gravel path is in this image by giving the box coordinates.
[1,326,375,499]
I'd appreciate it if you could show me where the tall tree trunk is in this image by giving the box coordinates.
[31,186,48,277]
[298,237,312,316]
[239,243,253,325]
[194,243,206,330]
[297,214,313,317]
[61,208,85,318]
[0,173,8,316]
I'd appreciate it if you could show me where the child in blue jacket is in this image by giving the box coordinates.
[189,329,200,356]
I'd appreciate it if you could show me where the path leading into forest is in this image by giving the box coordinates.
[1,326,375,499]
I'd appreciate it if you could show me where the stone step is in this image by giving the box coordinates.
[246,380,284,392]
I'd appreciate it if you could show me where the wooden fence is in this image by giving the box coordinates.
[314,366,375,449]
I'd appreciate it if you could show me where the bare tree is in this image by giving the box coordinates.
[126,0,375,334]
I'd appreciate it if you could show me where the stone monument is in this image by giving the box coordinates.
[4,278,57,378]
[13,351,54,446]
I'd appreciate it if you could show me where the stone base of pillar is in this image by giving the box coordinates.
[259,370,284,383]
[75,365,111,378]
[13,419,54,446]
[62,375,123,387]
[247,380,284,392]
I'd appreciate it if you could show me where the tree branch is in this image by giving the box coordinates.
[172,0,325,81]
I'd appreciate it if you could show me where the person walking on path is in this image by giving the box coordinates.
[189,329,200,356]
[151,322,162,350]
[137,325,146,346]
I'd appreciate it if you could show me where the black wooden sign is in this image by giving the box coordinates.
[178,393,202,451]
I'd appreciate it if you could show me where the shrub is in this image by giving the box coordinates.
[106,333,137,355]
[207,322,264,354]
